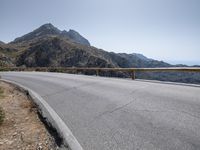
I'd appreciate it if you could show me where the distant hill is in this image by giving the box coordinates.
[0,41,5,45]
[117,53,170,68]
[0,23,199,84]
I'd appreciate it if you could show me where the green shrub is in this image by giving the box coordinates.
[0,88,3,98]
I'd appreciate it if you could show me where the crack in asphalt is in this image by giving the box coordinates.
[131,108,200,120]
[88,98,137,125]
[89,86,150,124]
[90,103,200,127]
[171,109,200,120]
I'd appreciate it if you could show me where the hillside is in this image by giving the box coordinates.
[16,36,115,68]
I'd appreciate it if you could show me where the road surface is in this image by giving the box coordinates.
[1,72,200,150]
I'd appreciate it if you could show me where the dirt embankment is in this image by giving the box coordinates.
[0,81,59,150]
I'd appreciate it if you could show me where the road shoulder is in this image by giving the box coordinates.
[0,81,59,149]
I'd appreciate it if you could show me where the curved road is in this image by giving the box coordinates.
[1,72,200,150]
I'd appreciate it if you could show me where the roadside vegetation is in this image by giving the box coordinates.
[0,87,5,125]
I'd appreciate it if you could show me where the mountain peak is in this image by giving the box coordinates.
[68,29,78,34]
[11,23,90,46]
[65,29,90,46]
[39,23,59,31]
[41,23,54,28]
[36,23,61,34]
[12,23,61,43]
[60,29,90,46]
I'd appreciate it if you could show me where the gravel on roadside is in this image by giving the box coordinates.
[0,81,60,150]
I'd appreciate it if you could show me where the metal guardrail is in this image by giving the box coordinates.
[1,67,200,80]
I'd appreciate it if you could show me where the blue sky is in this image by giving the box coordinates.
[1,0,200,65]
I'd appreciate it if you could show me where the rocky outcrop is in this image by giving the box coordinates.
[0,53,14,67]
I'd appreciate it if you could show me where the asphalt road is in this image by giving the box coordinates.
[1,72,200,150]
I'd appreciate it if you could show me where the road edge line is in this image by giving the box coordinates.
[0,79,83,150]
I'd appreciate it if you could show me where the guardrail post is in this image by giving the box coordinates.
[96,69,99,76]
[131,70,135,80]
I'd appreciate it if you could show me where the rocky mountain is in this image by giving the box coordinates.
[0,23,199,84]
[1,23,168,68]
[11,23,90,46]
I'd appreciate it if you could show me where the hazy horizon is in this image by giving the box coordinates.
[1,0,200,65]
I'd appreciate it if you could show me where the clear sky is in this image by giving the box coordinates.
[1,0,200,65]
